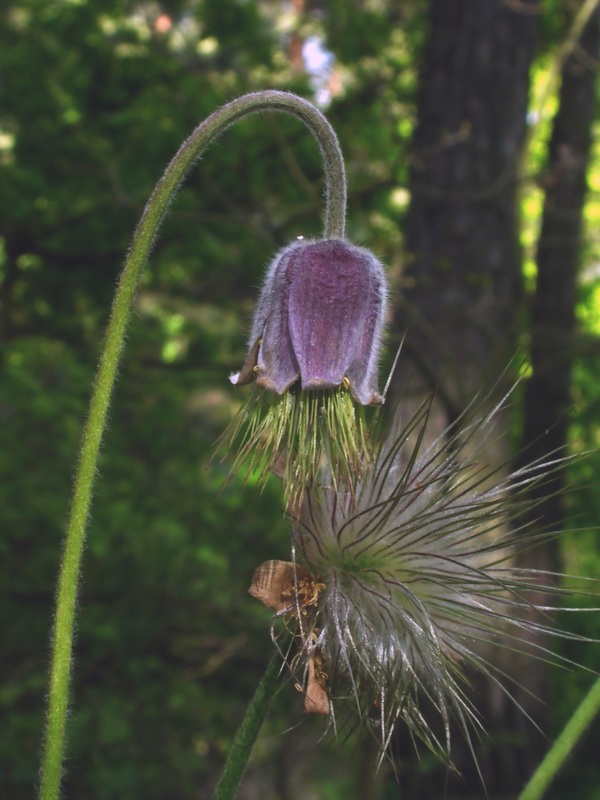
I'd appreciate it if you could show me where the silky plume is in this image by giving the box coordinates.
[250,385,598,769]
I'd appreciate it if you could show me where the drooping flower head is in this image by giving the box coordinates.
[223,237,388,509]
[249,388,596,767]
[231,238,386,403]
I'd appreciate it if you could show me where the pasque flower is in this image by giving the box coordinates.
[250,389,595,765]
[224,237,388,509]
[231,238,387,404]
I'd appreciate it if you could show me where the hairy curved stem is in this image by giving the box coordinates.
[39,90,347,800]
[518,676,600,800]
[212,652,282,800]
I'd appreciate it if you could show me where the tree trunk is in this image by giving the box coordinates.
[393,0,536,414]
[388,2,599,796]
[521,7,600,567]
[388,1,538,795]
[514,0,600,779]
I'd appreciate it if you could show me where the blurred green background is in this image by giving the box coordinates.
[1,1,599,798]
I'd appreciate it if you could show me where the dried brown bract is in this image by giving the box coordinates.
[249,559,328,714]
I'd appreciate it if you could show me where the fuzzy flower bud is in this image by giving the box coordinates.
[222,238,388,509]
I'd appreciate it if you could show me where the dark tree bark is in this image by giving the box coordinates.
[393,0,537,413]
[386,2,599,797]
[521,8,600,565]
[387,2,539,796]
[513,0,600,779]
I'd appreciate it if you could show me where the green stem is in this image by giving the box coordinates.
[518,675,600,800]
[39,91,346,800]
[212,652,282,800]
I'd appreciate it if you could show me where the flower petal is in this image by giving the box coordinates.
[229,335,262,386]
[287,240,387,403]
[230,238,387,404]
[254,245,300,393]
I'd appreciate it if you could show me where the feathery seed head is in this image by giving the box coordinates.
[256,391,596,765]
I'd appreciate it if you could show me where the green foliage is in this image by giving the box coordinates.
[1,0,599,798]
[0,328,290,797]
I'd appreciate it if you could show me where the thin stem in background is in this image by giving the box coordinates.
[518,676,600,800]
[212,652,282,800]
[39,90,347,800]
[523,0,600,157]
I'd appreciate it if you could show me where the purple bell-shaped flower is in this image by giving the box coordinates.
[223,237,388,510]
[231,238,387,405]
